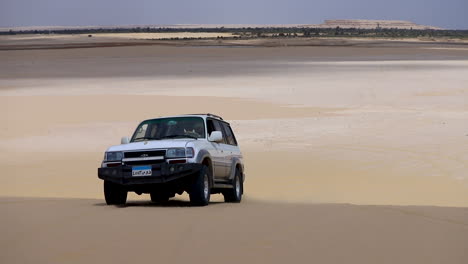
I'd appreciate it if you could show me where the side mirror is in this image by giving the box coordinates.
[208,131,223,142]
[121,136,130,144]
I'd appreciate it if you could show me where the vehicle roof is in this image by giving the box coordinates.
[144,113,226,122]
[186,113,224,120]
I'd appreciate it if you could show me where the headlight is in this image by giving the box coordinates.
[185,147,194,158]
[166,148,186,158]
[105,151,123,161]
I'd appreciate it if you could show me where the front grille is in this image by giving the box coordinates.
[123,149,166,166]
[124,159,165,166]
[124,150,166,159]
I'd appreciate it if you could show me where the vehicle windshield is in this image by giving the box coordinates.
[131,117,206,142]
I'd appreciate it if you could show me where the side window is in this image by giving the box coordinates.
[229,125,238,145]
[221,122,237,146]
[207,119,215,135]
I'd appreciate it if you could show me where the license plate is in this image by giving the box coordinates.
[132,166,152,177]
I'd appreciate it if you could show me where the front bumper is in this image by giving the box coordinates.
[98,163,203,185]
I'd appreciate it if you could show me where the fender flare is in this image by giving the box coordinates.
[228,157,244,182]
[195,150,214,186]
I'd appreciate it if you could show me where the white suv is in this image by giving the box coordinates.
[98,114,245,206]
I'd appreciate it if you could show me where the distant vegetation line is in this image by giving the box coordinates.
[2,27,468,39]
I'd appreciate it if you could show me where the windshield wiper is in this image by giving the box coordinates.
[132,136,160,142]
[157,134,198,140]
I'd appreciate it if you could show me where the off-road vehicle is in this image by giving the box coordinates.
[98,114,245,206]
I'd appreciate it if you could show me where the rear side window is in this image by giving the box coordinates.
[221,122,238,146]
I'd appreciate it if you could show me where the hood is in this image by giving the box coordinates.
[106,139,195,152]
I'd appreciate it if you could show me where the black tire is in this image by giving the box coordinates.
[150,191,170,203]
[189,165,211,206]
[223,169,243,203]
[104,181,127,205]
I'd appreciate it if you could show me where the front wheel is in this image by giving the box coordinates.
[189,165,211,206]
[223,169,243,203]
[104,181,127,205]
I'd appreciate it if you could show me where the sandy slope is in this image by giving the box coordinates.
[1,40,468,263]
[2,197,468,264]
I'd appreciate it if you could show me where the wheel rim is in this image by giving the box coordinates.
[235,176,241,198]
[203,173,209,199]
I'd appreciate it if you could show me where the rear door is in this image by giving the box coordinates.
[219,122,240,179]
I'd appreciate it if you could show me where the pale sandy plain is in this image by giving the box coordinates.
[0,32,235,45]
[1,35,468,263]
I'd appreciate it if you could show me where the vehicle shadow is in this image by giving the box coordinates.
[93,199,224,208]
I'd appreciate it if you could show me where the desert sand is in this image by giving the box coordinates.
[2,197,468,264]
[1,36,468,263]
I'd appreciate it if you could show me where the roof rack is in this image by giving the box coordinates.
[186,113,223,120]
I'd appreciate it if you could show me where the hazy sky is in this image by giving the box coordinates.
[1,0,467,29]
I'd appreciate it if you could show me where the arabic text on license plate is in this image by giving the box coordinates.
[132,166,152,177]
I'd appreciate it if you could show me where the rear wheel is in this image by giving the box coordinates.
[104,181,127,205]
[189,165,211,206]
[223,169,243,203]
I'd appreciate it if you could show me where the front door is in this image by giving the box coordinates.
[207,119,229,179]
